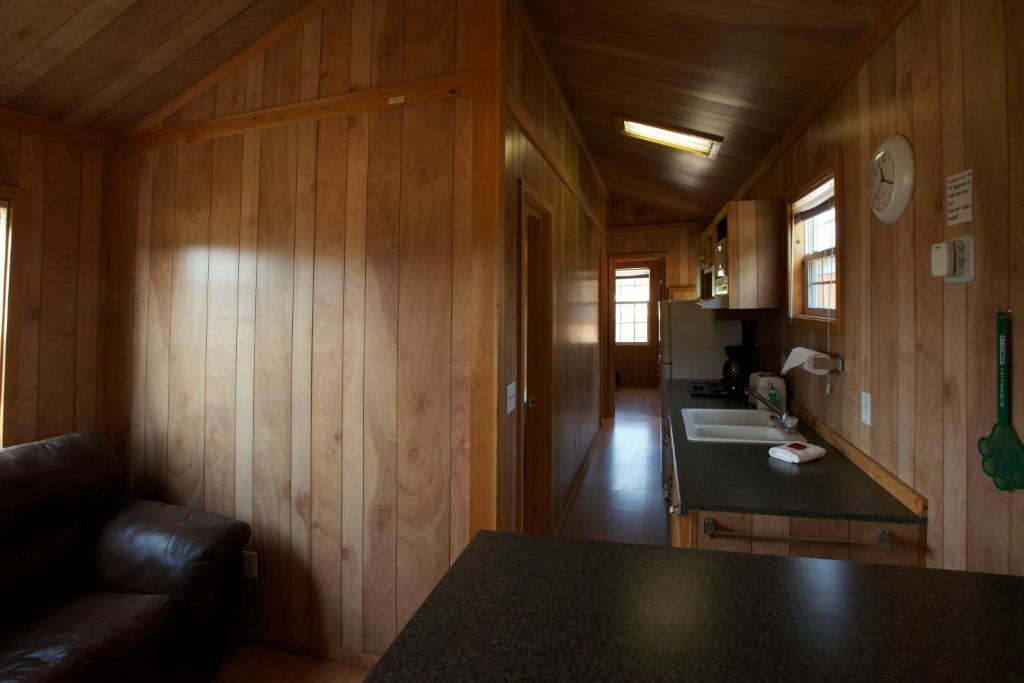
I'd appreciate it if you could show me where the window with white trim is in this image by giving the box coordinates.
[790,176,838,321]
[614,267,650,344]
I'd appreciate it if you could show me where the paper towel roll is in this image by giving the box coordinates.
[781,347,832,376]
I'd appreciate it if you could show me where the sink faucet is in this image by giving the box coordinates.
[746,387,801,435]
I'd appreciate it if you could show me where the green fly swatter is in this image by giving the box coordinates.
[978,310,1024,491]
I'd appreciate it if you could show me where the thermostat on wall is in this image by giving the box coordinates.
[931,235,975,283]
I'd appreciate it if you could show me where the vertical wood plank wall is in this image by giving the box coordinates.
[100,0,473,655]
[748,0,1023,575]
[499,4,606,530]
[0,126,103,447]
[606,225,701,291]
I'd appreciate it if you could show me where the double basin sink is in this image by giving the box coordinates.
[681,408,807,445]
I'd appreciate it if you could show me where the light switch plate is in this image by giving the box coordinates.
[506,382,516,414]
[243,550,258,579]
[861,391,872,426]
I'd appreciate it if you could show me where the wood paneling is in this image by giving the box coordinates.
[500,4,606,531]
[100,1,474,658]
[521,0,887,223]
[607,224,700,292]
[0,0,320,134]
[0,126,103,448]
[749,0,1023,576]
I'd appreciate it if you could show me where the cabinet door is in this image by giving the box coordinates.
[724,199,784,310]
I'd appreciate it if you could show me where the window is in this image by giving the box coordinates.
[789,167,839,325]
[615,267,650,344]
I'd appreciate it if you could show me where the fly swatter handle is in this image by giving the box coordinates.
[997,311,1010,425]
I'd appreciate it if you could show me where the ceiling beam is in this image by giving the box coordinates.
[123,0,336,136]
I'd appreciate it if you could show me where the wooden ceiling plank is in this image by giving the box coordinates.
[63,0,259,128]
[557,73,793,138]
[625,0,871,40]
[120,0,333,135]
[545,49,804,120]
[536,31,822,99]
[0,0,137,105]
[729,0,881,23]
[527,0,849,72]
[9,0,225,122]
[728,0,923,204]
[0,0,92,75]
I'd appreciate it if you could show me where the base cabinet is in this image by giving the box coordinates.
[669,509,925,568]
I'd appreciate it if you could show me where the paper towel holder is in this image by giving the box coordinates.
[808,354,844,374]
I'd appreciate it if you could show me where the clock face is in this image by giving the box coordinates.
[867,135,915,224]
[869,149,895,213]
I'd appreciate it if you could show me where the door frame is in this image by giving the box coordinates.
[602,252,668,421]
[516,180,555,534]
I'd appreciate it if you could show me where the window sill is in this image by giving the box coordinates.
[790,314,841,335]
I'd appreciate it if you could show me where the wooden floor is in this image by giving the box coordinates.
[559,388,668,546]
[213,644,370,683]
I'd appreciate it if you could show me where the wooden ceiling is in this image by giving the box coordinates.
[0,0,317,135]
[522,0,888,223]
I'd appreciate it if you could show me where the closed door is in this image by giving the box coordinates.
[519,190,553,535]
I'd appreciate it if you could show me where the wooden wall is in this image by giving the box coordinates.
[100,0,473,656]
[607,194,694,228]
[499,3,606,531]
[0,126,103,447]
[747,0,1022,575]
[606,225,701,292]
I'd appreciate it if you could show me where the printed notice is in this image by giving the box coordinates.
[946,169,973,226]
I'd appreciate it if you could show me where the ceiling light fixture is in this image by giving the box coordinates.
[616,117,723,159]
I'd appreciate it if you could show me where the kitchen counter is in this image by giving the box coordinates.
[669,379,925,525]
[368,531,1023,681]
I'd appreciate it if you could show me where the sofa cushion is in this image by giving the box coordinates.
[0,592,176,682]
[0,433,124,615]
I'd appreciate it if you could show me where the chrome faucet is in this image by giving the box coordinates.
[747,387,801,435]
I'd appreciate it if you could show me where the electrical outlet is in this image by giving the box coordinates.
[861,391,872,426]
[506,382,516,414]
[243,550,258,579]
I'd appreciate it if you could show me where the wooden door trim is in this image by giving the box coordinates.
[517,179,554,533]
[605,253,667,392]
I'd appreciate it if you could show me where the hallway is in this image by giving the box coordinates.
[559,389,668,546]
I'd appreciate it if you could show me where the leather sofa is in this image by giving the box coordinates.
[0,432,252,681]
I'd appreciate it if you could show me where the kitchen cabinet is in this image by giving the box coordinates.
[697,199,785,309]
[667,504,925,567]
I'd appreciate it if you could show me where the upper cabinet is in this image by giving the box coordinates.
[697,199,785,310]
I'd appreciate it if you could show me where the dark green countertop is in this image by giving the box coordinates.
[669,379,925,525]
[368,532,1023,681]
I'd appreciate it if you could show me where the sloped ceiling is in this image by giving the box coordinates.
[522,0,887,224]
[0,0,314,135]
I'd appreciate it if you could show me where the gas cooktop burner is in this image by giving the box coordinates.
[689,381,733,397]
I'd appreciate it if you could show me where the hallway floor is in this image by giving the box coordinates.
[559,388,668,546]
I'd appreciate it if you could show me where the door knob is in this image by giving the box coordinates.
[527,397,537,408]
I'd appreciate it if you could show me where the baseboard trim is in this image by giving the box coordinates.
[553,426,604,536]
[238,630,379,670]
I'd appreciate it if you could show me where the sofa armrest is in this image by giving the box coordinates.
[93,500,251,618]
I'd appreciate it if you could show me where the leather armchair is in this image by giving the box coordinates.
[0,432,251,682]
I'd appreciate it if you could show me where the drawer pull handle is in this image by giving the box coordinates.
[702,517,895,552]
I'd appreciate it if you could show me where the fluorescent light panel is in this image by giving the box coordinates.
[620,119,722,159]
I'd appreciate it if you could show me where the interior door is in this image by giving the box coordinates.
[519,188,553,535]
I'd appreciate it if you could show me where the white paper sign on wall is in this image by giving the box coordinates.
[946,169,973,226]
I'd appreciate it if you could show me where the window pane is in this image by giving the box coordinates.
[614,267,650,303]
[791,175,838,317]
[615,303,648,343]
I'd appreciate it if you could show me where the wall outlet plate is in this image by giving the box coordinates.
[243,550,258,579]
[861,391,872,426]
[506,382,516,414]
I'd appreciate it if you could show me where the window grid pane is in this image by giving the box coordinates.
[615,303,648,343]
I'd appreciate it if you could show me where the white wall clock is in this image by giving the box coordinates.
[868,134,915,224]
